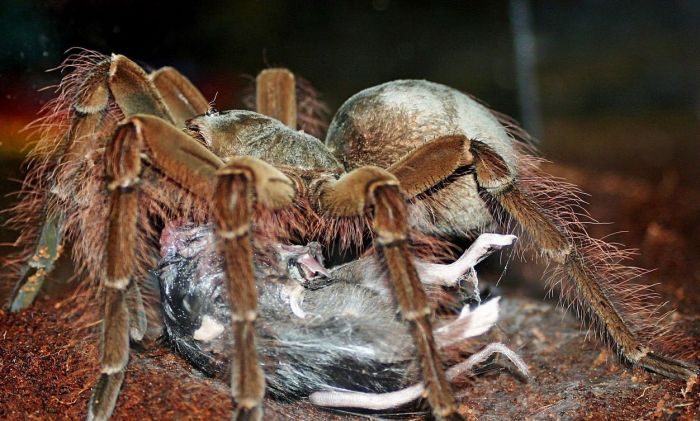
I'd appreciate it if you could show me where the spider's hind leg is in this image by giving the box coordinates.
[469,140,698,380]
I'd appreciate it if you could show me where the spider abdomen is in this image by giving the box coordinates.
[326,80,517,238]
[325,80,517,173]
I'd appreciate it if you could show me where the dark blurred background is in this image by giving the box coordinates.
[1,0,699,267]
[2,4,700,417]
[2,1,699,168]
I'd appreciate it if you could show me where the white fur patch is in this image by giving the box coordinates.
[104,277,130,290]
[435,298,501,348]
[193,315,225,342]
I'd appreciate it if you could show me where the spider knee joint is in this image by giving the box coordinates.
[232,310,257,322]
[104,277,130,290]
[217,157,295,210]
[107,176,141,192]
[218,225,251,240]
[376,235,407,247]
[403,306,432,321]
[626,346,651,363]
[547,244,575,265]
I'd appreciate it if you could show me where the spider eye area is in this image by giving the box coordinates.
[205,107,220,116]
[183,118,210,146]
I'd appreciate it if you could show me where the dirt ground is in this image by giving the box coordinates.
[1,163,698,420]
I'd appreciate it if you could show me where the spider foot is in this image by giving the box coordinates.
[439,412,467,421]
[9,211,64,312]
[87,372,125,421]
[233,405,263,421]
[637,351,698,380]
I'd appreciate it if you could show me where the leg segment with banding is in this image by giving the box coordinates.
[149,66,209,128]
[470,140,697,380]
[87,114,224,420]
[256,68,297,129]
[9,54,177,311]
[313,166,463,421]
[381,133,695,381]
[212,157,296,421]
[87,120,142,421]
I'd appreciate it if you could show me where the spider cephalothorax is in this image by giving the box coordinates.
[4,50,697,421]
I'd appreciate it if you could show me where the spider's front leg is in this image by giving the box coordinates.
[211,157,296,421]
[87,120,141,421]
[87,115,223,420]
[8,53,208,311]
[312,166,463,421]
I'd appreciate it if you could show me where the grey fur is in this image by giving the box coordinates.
[159,224,416,400]
[159,224,518,405]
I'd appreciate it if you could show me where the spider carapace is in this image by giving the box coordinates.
[5,51,697,421]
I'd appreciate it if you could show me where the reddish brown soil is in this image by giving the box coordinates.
[1,164,698,420]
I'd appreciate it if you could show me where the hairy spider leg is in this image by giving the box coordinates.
[212,157,296,421]
[88,119,143,421]
[7,56,113,310]
[311,165,465,421]
[468,140,697,380]
[88,114,224,420]
[149,66,210,128]
[256,68,297,129]
[382,132,696,381]
[373,131,698,414]
[9,210,63,310]
[7,54,208,311]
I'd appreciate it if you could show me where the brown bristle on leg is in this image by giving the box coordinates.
[149,66,209,128]
[256,68,297,129]
[373,186,461,420]
[471,141,698,380]
[246,69,331,138]
[88,118,144,420]
[3,52,115,311]
[212,158,296,420]
[313,166,463,420]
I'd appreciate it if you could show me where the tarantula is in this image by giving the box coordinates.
[5,50,697,421]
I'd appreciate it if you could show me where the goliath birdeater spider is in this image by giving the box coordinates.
[4,49,697,420]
